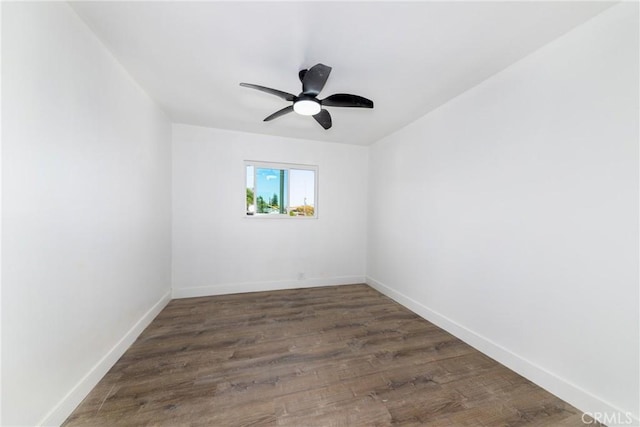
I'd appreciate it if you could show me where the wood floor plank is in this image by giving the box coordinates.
[63,284,597,426]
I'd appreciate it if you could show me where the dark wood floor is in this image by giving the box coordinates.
[64,284,594,426]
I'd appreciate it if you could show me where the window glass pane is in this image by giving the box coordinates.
[255,168,288,215]
[289,169,315,217]
[245,162,317,218]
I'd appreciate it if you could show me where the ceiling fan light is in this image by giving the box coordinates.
[293,99,321,116]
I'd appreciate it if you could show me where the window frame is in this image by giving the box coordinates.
[244,160,319,219]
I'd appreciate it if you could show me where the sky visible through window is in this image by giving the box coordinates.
[289,169,315,206]
[256,168,288,209]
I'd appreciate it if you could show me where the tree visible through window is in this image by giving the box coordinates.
[245,162,317,218]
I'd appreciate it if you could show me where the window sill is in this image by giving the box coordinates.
[244,214,317,220]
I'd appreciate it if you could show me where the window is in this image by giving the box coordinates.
[245,161,318,218]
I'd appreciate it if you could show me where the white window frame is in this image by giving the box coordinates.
[244,160,319,219]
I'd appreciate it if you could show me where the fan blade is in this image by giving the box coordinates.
[264,105,294,122]
[322,93,374,108]
[313,109,332,129]
[298,69,307,83]
[302,64,332,96]
[239,83,296,102]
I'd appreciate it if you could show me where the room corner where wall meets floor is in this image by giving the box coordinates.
[170,123,369,300]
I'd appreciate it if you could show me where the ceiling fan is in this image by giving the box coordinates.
[240,63,373,130]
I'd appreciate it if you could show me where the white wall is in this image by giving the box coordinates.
[172,124,367,297]
[1,3,172,425]
[367,3,639,423]
[2,1,636,425]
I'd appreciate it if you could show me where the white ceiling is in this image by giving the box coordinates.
[70,1,614,145]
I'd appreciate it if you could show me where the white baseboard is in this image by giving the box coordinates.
[39,290,172,427]
[172,276,366,299]
[366,276,639,427]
